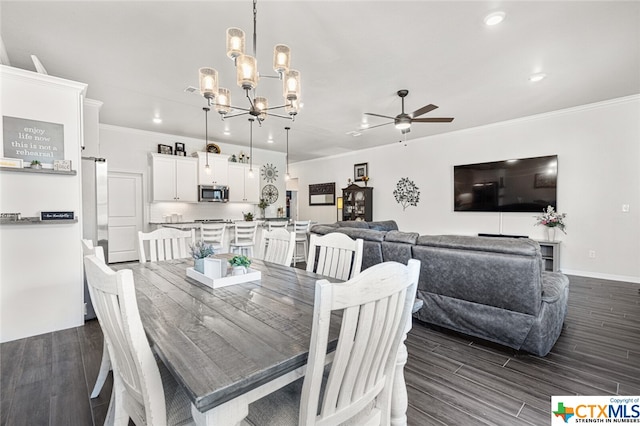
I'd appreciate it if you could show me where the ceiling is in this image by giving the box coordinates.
[2,1,639,162]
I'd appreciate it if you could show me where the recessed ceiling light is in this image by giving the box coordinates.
[223,131,231,136]
[484,11,506,26]
[152,117,162,124]
[529,72,547,82]
[360,123,370,129]
[267,138,274,144]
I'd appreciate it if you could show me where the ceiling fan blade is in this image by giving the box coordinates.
[411,104,438,118]
[364,112,396,120]
[361,121,394,131]
[411,117,455,123]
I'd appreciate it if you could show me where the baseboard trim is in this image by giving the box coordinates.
[561,269,640,284]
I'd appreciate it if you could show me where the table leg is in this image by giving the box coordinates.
[191,397,250,426]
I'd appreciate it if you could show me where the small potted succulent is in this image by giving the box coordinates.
[189,241,215,273]
[228,255,251,275]
[30,160,42,169]
[243,212,254,221]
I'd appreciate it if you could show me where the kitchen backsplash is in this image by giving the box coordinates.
[149,202,280,223]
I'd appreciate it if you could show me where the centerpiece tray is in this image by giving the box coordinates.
[186,267,261,289]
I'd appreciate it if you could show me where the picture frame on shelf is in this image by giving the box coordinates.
[174,142,186,154]
[354,163,368,181]
[0,157,23,168]
[157,144,173,155]
[53,159,72,171]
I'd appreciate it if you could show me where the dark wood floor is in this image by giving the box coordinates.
[1,275,638,426]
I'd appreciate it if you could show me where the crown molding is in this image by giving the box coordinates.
[0,64,87,95]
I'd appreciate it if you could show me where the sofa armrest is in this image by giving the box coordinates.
[541,271,570,303]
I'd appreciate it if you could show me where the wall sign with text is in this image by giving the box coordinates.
[2,116,65,164]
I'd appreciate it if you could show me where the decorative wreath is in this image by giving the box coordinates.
[261,184,279,204]
[261,163,279,183]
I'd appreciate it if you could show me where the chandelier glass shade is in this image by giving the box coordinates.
[198,0,300,123]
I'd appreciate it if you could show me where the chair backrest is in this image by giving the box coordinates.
[259,229,296,266]
[84,255,167,426]
[306,232,364,280]
[268,221,288,231]
[233,221,258,243]
[137,227,195,263]
[300,259,420,425]
[293,220,311,234]
[81,238,106,262]
[200,223,226,245]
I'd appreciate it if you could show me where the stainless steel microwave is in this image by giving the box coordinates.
[198,185,229,202]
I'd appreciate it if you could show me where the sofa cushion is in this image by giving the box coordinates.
[332,227,386,243]
[336,220,370,229]
[385,230,419,244]
[367,220,399,232]
[417,235,540,257]
[309,224,338,235]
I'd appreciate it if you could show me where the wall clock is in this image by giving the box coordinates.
[261,184,279,204]
[261,163,278,183]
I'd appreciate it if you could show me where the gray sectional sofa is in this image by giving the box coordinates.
[310,220,570,356]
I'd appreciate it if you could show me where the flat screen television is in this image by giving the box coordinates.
[454,155,557,212]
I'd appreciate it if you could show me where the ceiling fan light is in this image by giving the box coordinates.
[226,28,245,59]
[284,69,301,101]
[199,67,218,99]
[215,88,231,114]
[237,54,258,90]
[255,96,268,121]
[273,44,291,74]
[395,116,411,130]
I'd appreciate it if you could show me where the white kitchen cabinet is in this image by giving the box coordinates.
[151,154,198,202]
[228,163,260,203]
[196,152,229,186]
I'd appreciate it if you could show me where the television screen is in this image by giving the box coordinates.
[454,155,558,212]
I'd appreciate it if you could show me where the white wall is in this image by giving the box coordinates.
[290,95,640,283]
[0,66,87,342]
[98,125,288,225]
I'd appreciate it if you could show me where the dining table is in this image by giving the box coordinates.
[111,255,412,426]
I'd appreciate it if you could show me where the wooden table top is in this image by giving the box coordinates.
[112,256,340,413]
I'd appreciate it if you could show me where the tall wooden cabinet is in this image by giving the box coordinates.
[342,184,373,221]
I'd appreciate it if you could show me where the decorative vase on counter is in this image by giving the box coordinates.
[545,227,557,242]
[194,258,205,274]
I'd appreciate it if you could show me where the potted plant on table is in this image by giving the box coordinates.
[228,255,251,276]
[30,160,42,169]
[243,212,254,221]
[190,241,215,273]
[534,205,567,241]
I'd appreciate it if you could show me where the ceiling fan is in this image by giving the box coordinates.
[364,89,454,134]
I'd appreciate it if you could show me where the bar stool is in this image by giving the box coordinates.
[292,220,311,265]
[229,221,258,257]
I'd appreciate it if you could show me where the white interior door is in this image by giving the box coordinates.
[108,172,143,262]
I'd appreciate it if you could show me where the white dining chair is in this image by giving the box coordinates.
[81,239,111,399]
[268,221,288,231]
[246,259,421,426]
[291,220,311,265]
[229,221,258,257]
[83,255,194,426]
[138,227,196,263]
[259,228,296,266]
[200,223,226,253]
[306,232,364,281]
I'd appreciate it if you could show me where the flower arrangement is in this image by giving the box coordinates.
[534,205,567,234]
[189,241,215,259]
[228,255,251,268]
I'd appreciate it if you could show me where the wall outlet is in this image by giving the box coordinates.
[622,204,630,212]
[588,250,596,259]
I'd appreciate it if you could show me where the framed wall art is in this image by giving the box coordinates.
[354,163,368,181]
[157,144,173,155]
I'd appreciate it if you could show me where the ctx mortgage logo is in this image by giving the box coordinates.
[552,396,640,425]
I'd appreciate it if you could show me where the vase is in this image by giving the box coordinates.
[231,266,247,276]
[545,227,557,242]
[194,258,205,274]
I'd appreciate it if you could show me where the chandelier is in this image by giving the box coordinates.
[198,0,301,123]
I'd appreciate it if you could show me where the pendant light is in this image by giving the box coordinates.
[285,126,290,180]
[203,107,211,174]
